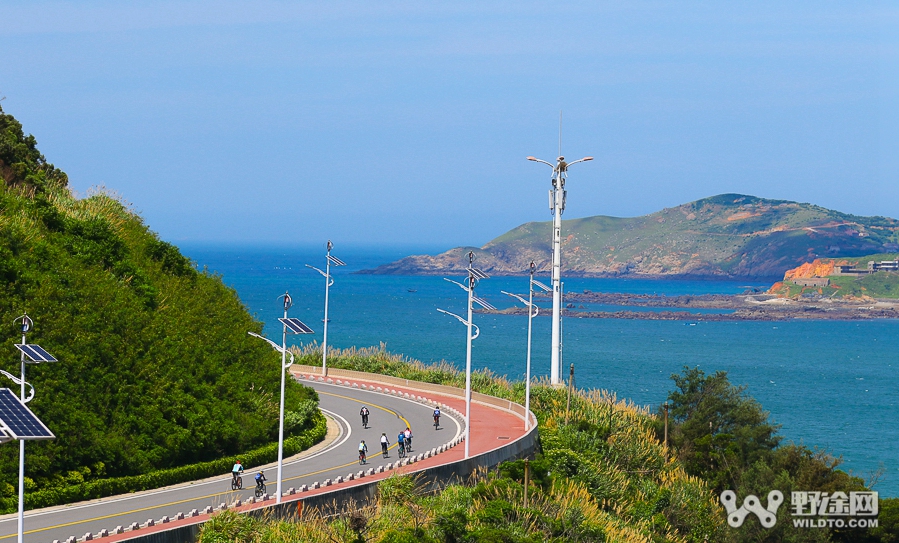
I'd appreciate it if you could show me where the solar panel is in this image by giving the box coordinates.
[14,344,57,363]
[469,268,489,280]
[327,255,346,266]
[472,296,497,310]
[0,389,54,440]
[532,280,552,292]
[279,318,314,334]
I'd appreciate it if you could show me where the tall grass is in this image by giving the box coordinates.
[202,347,726,542]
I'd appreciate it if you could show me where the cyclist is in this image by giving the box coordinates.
[433,407,441,428]
[231,460,243,485]
[254,470,266,490]
[360,406,370,428]
[397,430,406,458]
[358,440,368,464]
[403,427,412,452]
[380,432,390,457]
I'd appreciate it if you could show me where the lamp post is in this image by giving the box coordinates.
[248,293,313,504]
[11,314,58,543]
[501,262,550,431]
[306,240,345,376]
[438,252,494,458]
[526,154,593,385]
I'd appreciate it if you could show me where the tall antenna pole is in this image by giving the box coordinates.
[527,143,593,385]
[559,111,562,157]
[549,159,565,385]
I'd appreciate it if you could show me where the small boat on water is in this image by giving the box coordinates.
[407,289,418,293]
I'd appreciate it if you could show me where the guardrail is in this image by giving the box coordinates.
[82,369,538,543]
[291,364,537,428]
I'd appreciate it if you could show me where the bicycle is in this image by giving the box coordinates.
[254,481,266,498]
[361,414,369,429]
[359,451,367,465]
[231,474,243,491]
[397,442,406,458]
[434,415,440,429]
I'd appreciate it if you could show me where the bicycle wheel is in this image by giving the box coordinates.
[231,477,238,491]
[237,477,242,490]
[255,485,264,498]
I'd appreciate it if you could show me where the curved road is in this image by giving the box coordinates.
[0,381,462,543]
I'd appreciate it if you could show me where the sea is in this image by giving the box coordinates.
[178,242,899,497]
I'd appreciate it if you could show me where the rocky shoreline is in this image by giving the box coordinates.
[488,292,899,321]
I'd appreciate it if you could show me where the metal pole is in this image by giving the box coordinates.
[321,241,332,377]
[523,458,530,508]
[664,403,669,454]
[17,322,26,543]
[550,170,564,385]
[565,363,574,425]
[524,264,535,431]
[464,273,474,459]
[276,297,288,504]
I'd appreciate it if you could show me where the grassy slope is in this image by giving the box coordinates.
[0,106,321,504]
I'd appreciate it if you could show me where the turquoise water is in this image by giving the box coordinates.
[179,242,899,496]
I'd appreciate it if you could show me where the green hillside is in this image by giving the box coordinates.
[0,106,319,504]
[364,194,899,279]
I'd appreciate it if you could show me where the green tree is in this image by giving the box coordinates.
[667,366,781,491]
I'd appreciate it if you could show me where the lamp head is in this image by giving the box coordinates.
[526,156,537,161]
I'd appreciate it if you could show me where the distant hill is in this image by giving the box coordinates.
[361,194,899,279]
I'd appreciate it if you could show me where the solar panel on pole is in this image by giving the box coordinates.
[278,318,314,334]
[532,280,552,292]
[0,389,54,440]
[469,268,490,280]
[327,255,346,266]
[13,345,57,363]
[472,296,497,310]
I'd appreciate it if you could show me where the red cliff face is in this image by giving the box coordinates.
[783,259,840,280]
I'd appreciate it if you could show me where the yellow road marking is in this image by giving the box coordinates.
[0,391,411,539]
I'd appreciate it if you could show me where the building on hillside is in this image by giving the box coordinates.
[833,260,899,276]
[868,260,899,272]
[792,278,830,287]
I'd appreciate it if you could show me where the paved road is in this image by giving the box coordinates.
[0,381,462,543]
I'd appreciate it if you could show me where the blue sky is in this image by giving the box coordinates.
[1,2,896,247]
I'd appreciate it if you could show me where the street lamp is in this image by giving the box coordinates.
[247,293,313,504]
[438,251,494,458]
[306,240,345,377]
[10,314,58,543]
[501,261,550,431]
[526,154,593,385]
